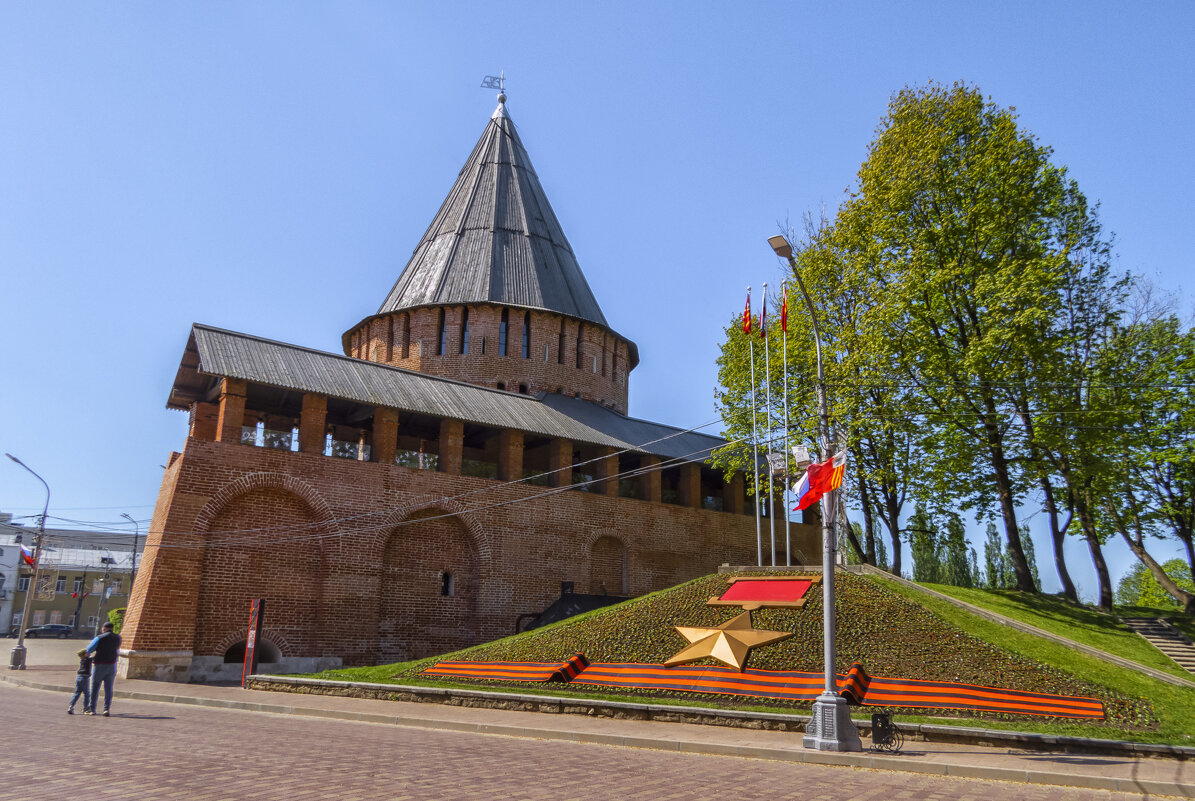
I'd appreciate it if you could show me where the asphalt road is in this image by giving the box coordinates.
[0,681,1152,801]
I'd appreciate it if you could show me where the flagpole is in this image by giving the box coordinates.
[762,283,776,567]
[782,282,791,567]
[749,334,761,568]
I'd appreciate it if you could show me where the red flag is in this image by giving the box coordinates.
[760,303,767,338]
[792,451,847,511]
[742,291,751,335]
[781,286,788,333]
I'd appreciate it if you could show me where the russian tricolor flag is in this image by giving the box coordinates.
[792,451,847,511]
[20,545,35,566]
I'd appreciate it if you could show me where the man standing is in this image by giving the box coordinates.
[86,622,121,717]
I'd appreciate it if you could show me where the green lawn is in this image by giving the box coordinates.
[871,576,1195,744]
[915,581,1195,681]
[295,572,1195,745]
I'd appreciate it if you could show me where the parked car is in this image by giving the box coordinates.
[23,624,75,639]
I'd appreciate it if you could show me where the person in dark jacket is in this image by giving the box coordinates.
[86,622,121,716]
[67,648,92,714]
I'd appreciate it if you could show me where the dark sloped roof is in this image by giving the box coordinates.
[174,324,722,463]
[375,98,609,328]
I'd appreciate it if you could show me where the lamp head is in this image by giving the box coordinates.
[767,235,794,259]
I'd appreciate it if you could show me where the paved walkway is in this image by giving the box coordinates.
[3,664,1192,798]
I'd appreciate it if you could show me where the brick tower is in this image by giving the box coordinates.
[117,95,818,683]
[342,94,635,414]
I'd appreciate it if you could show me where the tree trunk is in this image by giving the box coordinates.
[884,490,902,577]
[838,495,867,564]
[857,473,878,566]
[983,408,1034,592]
[1075,491,1113,609]
[1106,501,1195,614]
[1040,475,1078,603]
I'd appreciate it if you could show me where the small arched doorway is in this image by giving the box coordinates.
[377,510,480,663]
[589,535,627,595]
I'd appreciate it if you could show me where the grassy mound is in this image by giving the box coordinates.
[340,571,1162,731]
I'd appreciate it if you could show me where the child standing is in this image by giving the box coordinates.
[68,648,92,715]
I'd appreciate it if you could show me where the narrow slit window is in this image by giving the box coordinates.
[460,308,470,355]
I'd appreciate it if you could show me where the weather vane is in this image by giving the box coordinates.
[480,72,506,98]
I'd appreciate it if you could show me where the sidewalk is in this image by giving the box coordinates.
[4,664,1193,798]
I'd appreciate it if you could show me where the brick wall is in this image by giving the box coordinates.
[346,305,633,414]
[121,437,819,677]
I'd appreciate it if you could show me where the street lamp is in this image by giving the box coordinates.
[120,512,140,595]
[6,454,49,671]
[767,235,861,752]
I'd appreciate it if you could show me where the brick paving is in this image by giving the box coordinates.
[0,682,1159,801]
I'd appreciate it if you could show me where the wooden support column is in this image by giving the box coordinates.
[372,407,398,464]
[595,446,619,497]
[215,378,247,443]
[188,401,219,441]
[679,463,702,509]
[641,455,662,502]
[725,473,745,515]
[298,393,327,454]
[498,429,524,482]
[438,418,463,475]
[549,438,572,488]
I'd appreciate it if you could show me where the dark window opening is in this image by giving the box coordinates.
[518,383,529,395]
[521,312,531,359]
[223,640,281,664]
[460,308,470,355]
[480,336,487,355]
[440,572,455,597]
[401,313,411,358]
[436,309,446,356]
[497,381,506,391]
[575,322,584,369]
[557,319,566,364]
[499,309,509,356]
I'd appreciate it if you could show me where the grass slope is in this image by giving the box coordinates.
[917,581,1195,680]
[309,571,1195,741]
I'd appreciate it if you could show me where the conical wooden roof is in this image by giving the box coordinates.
[376,96,609,328]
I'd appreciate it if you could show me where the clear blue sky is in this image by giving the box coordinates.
[1,2,1191,599]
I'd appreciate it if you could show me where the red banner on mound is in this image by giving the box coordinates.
[421,658,1105,719]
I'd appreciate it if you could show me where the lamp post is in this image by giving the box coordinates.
[6,454,49,671]
[120,513,140,595]
[767,235,861,752]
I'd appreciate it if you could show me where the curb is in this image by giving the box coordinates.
[250,674,1195,761]
[4,672,1192,798]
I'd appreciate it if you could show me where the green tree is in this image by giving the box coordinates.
[1116,558,1195,609]
[983,522,1012,589]
[1100,313,1195,613]
[1020,524,1042,592]
[941,513,974,588]
[909,504,941,583]
[828,83,1107,592]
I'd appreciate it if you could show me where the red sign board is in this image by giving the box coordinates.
[241,598,266,688]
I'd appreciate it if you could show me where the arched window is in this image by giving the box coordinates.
[518,383,529,395]
[575,322,584,369]
[440,571,455,597]
[496,381,506,391]
[436,309,447,356]
[558,319,566,364]
[499,309,509,356]
[400,313,411,358]
[460,307,470,355]
[521,312,531,359]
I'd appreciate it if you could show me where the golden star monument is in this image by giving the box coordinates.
[664,611,792,671]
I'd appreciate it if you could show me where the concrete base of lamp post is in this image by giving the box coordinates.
[9,644,28,670]
[803,693,863,751]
